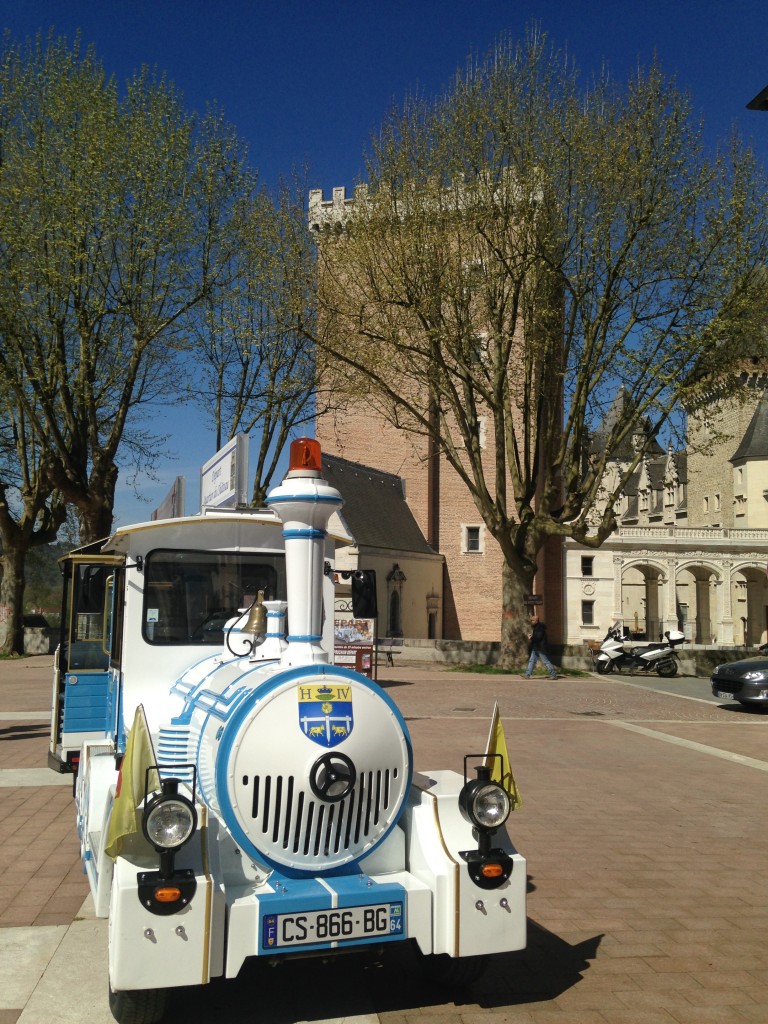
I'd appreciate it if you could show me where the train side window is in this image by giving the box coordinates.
[66,563,111,671]
[110,569,125,668]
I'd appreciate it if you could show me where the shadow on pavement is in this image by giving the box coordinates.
[718,702,768,715]
[164,921,602,1022]
[0,722,50,740]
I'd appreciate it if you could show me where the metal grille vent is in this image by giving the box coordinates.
[157,724,196,784]
[240,766,400,863]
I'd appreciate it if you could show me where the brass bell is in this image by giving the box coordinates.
[243,590,267,642]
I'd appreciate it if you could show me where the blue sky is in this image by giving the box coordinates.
[5,1,768,525]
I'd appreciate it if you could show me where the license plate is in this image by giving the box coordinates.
[716,690,733,699]
[264,902,404,948]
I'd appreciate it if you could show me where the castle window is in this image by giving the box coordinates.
[469,333,486,365]
[463,525,483,553]
[581,556,594,577]
[703,496,709,513]
[715,493,721,512]
[581,600,595,625]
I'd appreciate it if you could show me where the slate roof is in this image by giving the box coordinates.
[614,448,687,523]
[731,395,768,462]
[322,454,436,555]
[589,388,664,461]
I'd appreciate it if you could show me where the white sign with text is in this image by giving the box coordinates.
[200,434,249,509]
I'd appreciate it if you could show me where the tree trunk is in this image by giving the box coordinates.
[497,559,536,670]
[0,544,26,656]
[76,462,118,545]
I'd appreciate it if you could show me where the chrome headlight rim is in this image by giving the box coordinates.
[459,777,511,832]
[142,791,198,851]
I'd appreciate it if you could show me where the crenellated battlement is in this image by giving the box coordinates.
[308,185,367,231]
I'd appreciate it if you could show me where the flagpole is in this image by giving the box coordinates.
[484,700,500,765]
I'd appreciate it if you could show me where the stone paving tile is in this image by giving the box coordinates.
[459,1013,536,1024]
[736,1007,768,1022]
[0,780,87,927]
[528,1013,624,1023]
[594,1014,683,1024]
[4,657,768,1022]
[615,989,706,1010]
[644,721,768,760]
[0,721,51,769]
[669,1011,757,1024]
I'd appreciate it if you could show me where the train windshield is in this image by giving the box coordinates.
[142,549,286,645]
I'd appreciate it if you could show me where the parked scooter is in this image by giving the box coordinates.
[595,623,685,677]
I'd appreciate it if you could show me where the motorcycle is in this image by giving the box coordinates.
[595,623,685,677]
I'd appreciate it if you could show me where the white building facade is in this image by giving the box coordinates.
[565,380,768,649]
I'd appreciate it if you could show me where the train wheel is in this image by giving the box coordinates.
[108,985,168,1024]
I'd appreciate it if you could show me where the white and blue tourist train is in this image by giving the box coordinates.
[48,438,526,1024]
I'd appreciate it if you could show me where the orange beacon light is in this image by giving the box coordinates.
[289,437,322,473]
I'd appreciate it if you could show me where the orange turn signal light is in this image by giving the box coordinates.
[480,863,505,879]
[153,886,183,903]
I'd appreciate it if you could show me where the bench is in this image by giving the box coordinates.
[377,639,403,666]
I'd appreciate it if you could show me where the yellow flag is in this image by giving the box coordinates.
[484,702,522,810]
[104,705,160,859]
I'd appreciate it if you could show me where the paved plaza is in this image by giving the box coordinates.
[2,654,768,1023]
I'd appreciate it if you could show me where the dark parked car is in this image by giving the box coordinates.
[711,653,768,707]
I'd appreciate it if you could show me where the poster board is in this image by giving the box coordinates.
[333,615,375,678]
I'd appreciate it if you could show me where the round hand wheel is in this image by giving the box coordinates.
[309,752,356,802]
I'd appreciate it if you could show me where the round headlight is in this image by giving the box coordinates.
[143,795,197,850]
[459,776,511,832]
[470,782,511,829]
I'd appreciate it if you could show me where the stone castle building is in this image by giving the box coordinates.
[311,187,767,650]
[310,186,563,645]
[565,373,768,649]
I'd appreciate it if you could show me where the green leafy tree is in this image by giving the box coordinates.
[0,33,254,651]
[0,34,250,544]
[313,30,768,665]
[0,385,67,653]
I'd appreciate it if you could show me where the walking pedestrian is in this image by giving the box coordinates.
[523,614,558,679]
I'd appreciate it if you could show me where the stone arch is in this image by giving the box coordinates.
[674,561,720,644]
[730,562,768,646]
[619,559,666,640]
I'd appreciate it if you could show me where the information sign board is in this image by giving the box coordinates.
[334,615,375,679]
[200,434,249,509]
[151,476,186,521]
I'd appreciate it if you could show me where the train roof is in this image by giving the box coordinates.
[96,505,354,556]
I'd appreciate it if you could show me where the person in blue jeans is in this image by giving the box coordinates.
[523,614,558,679]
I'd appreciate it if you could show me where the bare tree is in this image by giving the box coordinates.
[313,30,768,665]
[187,175,321,506]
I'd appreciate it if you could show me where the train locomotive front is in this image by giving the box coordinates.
[60,438,527,1024]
